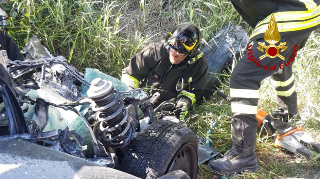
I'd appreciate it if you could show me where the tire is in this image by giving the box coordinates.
[120,119,198,179]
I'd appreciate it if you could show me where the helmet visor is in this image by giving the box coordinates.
[0,8,7,26]
[168,27,198,55]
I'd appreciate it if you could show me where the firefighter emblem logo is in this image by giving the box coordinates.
[257,14,288,60]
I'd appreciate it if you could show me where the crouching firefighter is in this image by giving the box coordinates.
[0,7,25,86]
[208,0,320,175]
[121,23,208,120]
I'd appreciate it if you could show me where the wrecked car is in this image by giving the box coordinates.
[0,36,198,179]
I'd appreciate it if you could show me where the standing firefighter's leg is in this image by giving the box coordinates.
[270,64,298,120]
[208,34,307,174]
[270,33,311,122]
[208,63,262,175]
[208,108,259,174]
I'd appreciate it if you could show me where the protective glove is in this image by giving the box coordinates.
[174,97,190,120]
[121,73,140,89]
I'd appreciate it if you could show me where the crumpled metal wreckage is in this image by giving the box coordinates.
[0,36,197,179]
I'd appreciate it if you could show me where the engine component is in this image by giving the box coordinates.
[87,78,133,150]
[7,36,89,101]
[57,127,85,158]
[32,60,81,101]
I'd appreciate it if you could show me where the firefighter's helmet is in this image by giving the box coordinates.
[167,23,201,57]
[0,7,7,26]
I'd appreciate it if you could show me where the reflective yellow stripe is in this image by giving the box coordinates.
[270,75,295,87]
[121,74,140,89]
[277,83,296,97]
[255,2,320,24]
[231,103,258,114]
[257,10,320,25]
[299,0,317,9]
[230,88,260,98]
[250,4,320,38]
[257,6,320,23]
[178,90,196,105]
[251,16,320,38]
[255,1,319,25]
[191,53,203,62]
[183,39,198,51]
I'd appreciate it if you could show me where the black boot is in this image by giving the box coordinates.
[208,145,257,175]
[208,118,258,175]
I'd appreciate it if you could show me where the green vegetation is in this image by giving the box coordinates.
[3,0,320,178]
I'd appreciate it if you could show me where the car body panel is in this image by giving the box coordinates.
[0,138,139,179]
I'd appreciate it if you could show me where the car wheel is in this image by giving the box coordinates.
[120,119,198,179]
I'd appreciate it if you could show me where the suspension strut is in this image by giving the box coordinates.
[87,78,133,151]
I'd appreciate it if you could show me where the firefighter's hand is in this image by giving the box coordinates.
[174,99,189,120]
[174,108,188,120]
[121,74,139,89]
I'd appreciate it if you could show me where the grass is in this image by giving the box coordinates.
[2,0,320,178]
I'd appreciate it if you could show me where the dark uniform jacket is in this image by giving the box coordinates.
[0,30,24,86]
[0,30,24,61]
[123,40,208,103]
[230,0,320,39]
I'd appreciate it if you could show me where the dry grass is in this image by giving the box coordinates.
[3,0,320,178]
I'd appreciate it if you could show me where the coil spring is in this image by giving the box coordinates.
[87,78,133,149]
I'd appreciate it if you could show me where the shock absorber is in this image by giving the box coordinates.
[87,78,133,151]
